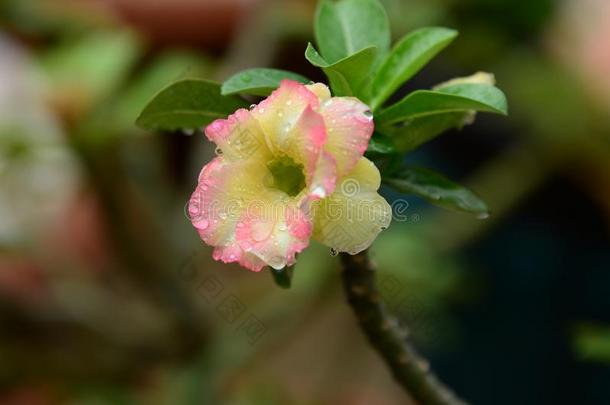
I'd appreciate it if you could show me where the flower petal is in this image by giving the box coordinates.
[306,82,331,101]
[312,157,392,254]
[320,97,374,177]
[205,108,271,161]
[283,105,330,184]
[235,203,312,269]
[188,156,274,253]
[302,150,337,205]
[252,80,320,153]
[212,244,267,272]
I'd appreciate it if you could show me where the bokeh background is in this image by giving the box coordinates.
[1,0,610,404]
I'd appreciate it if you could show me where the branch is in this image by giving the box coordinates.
[340,251,467,405]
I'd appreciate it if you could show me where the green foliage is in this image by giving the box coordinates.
[135,0,508,219]
[382,112,474,153]
[384,167,489,216]
[221,68,310,97]
[314,0,390,66]
[136,79,248,131]
[40,30,142,108]
[113,51,211,133]
[305,43,376,97]
[377,83,507,124]
[366,133,397,154]
[573,324,610,364]
[369,27,458,110]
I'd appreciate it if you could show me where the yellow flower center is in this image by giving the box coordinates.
[266,156,306,197]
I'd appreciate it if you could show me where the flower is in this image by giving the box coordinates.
[188,80,392,272]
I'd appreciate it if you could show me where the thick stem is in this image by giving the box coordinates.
[340,251,467,405]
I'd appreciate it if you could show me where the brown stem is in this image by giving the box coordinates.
[340,251,467,405]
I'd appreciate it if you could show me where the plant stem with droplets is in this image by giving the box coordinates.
[340,250,468,405]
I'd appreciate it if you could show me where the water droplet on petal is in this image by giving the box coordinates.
[330,248,338,256]
[249,104,257,110]
[215,147,223,156]
[363,110,373,120]
[380,226,387,230]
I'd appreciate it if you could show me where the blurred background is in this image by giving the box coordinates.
[1,0,609,404]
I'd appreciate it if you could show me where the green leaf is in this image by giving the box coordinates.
[369,27,458,110]
[384,111,473,153]
[384,167,489,216]
[314,0,390,65]
[366,133,396,154]
[136,79,248,131]
[221,68,310,97]
[377,83,508,124]
[113,51,210,133]
[305,43,376,97]
[269,265,294,289]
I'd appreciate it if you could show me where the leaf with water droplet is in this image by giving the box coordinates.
[384,166,489,216]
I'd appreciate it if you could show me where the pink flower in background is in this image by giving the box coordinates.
[188,80,391,271]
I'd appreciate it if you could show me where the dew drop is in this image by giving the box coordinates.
[477,212,490,220]
[363,110,373,119]
[215,147,223,156]
[330,248,338,256]
[380,226,387,230]
[249,104,257,110]
[183,128,195,136]
[241,73,252,83]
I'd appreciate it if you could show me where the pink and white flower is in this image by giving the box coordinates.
[188,80,391,272]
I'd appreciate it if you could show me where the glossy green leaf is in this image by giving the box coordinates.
[221,68,310,97]
[305,43,376,97]
[269,265,294,289]
[314,0,390,65]
[136,79,247,131]
[385,111,473,153]
[369,27,458,110]
[377,83,508,124]
[384,167,489,216]
[113,51,210,133]
[366,133,396,154]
